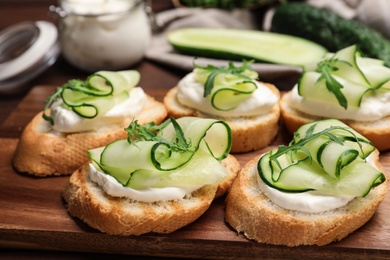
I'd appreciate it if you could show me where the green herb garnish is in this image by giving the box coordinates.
[269,124,362,172]
[42,85,64,125]
[316,57,350,109]
[124,117,192,153]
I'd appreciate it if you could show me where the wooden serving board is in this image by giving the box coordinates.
[1,86,390,259]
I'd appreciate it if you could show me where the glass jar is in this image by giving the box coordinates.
[50,0,151,72]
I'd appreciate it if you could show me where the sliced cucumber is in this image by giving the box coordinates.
[298,71,370,108]
[117,70,140,90]
[56,70,139,119]
[328,45,370,87]
[89,117,232,186]
[87,71,127,96]
[127,149,227,189]
[293,119,375,158]
[318,50,390,89]
[61,88,129,118]
[168,28,327,66]
[299,45,390,109]
[192,61,258,111]
[356,56,390,88]
[211,80,257,111]
[317,141,358,179]
[259,152,384,196]
[85,70,141,95]
[258,119,384,197]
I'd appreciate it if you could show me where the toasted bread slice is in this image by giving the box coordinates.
[63,154,240,236]
[12,95,167,177]
[225,150,388,246]
[280,91,390,151]
[163,83,281,153]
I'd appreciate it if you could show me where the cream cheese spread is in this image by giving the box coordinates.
[256,153,376,213]
[88,163,202,202]
[289,85,390,121]
[50,87,146,133]
[177,72,278,118]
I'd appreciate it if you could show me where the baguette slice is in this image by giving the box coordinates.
[225,150,388,246]
[163,83,281,153]
[13,95,167,177]
[280,91,390,151]
[63,154,240,236]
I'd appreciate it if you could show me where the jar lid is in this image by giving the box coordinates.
[0,21,60,95]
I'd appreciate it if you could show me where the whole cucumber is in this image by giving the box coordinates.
[270,3,390,67]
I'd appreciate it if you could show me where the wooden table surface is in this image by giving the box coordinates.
[1,1,390,259]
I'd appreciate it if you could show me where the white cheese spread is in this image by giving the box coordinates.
[256,154,377,213]
[177,72,278,118]
[88,163,202,202]
[289,85,390,121]
[50,87,146,133]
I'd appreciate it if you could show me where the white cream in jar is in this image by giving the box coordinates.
[56,0,151,72]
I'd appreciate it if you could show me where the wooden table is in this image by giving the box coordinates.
[1,1,390,259]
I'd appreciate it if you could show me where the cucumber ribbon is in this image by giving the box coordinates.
[299,45,390,109]
[43,70,140,124]
[258,119,386,197]
[193,60,258,111]
[88,117,232,189]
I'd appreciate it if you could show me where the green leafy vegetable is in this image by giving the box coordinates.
[315,57,349,109]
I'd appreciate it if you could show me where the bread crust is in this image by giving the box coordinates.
[12,95,167,177]
[225,150,388,246]
[280,91,390,151]
[63,154,240,236]
[163,83,281,153]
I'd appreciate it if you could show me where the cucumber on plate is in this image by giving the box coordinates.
[167,27,327,67]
